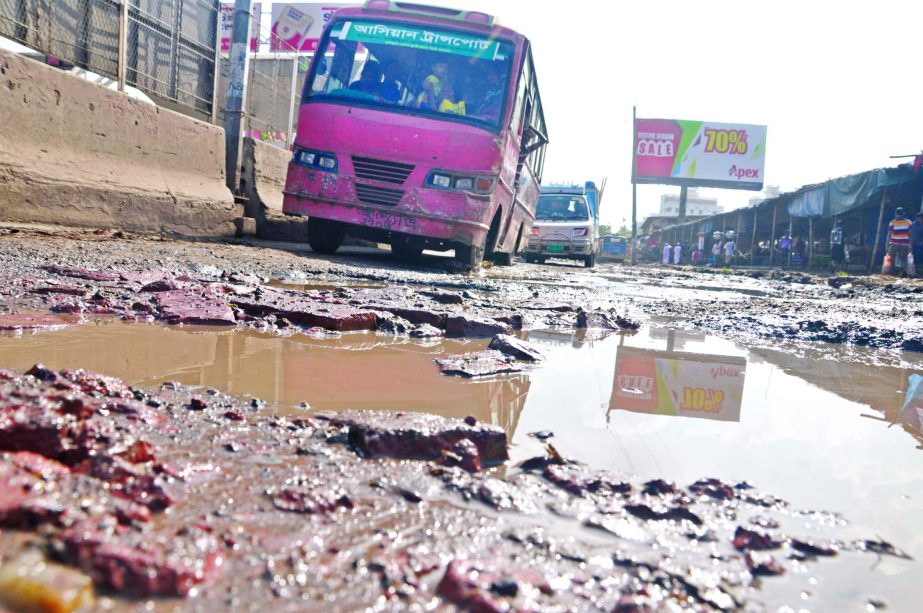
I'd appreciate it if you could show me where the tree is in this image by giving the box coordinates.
[599,224,612,236]
[616,225,631,238]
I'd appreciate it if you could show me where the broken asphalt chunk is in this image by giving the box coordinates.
[331,409,508,466]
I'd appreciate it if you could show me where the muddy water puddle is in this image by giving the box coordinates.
[1,319,922,609]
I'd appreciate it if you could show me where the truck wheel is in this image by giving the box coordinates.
[584,253,597,268]
[308,218,345,255]
[455,243,484,271]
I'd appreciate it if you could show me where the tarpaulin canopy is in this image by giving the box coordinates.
[786,166,918,217]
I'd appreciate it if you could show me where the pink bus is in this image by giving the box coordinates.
[282,0,548,269]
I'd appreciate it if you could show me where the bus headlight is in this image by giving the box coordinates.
[293,147,338,173]
[426,171,496,194]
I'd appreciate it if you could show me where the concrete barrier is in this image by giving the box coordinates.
[241,137,308,242]
[0,49,240,237]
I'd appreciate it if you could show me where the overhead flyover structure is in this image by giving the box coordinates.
[655,164,923,271]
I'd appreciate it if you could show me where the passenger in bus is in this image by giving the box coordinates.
[474,65,504,121]
[348,61,385,98]
[417,61,465,115]
[377,62,402,103]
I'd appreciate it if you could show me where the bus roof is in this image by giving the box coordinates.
[333,1,525,42]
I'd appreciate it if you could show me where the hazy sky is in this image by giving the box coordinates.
[411,0,923,227]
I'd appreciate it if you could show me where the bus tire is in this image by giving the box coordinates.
[455,243,484,270]
[584,253,596,268]
[307,218,345,255]
[493,251,513,266]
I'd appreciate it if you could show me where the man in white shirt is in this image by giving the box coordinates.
[673,243,682,265]
[662,242,672,265]
[723,239,735,266]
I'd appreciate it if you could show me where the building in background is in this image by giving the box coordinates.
[659,188,722,217]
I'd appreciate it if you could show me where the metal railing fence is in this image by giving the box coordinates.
[0,0,220,119]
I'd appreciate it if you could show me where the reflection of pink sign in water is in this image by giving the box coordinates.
[610,347,747,422]
[270,3,352,52]
[220,2,262,53]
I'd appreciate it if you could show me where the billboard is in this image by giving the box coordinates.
[633,118,767,191]
[270,3,353,52]
[220,2,262,53]
[610,346,747,422]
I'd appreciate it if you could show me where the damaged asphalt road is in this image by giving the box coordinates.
[0,224,921,611]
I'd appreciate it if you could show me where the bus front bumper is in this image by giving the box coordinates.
[282,165,492,248]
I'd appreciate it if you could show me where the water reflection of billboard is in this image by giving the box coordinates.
[610,347,746,422]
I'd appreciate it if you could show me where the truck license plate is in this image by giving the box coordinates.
[547,244,564,253]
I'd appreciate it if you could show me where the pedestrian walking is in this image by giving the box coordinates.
[723,238,735,266]
[662,242,672,265]
[710,240,721,266]
[910,212,923,278]
[886,207,912,275]
[673,242,682,265]
[829,220,846,273]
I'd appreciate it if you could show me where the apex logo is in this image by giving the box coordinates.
[728,165,760,179]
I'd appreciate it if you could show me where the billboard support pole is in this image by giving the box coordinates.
[750,208,758,266]
[631,105,637,265]
[678,185,687,224]
[224,0,253,194]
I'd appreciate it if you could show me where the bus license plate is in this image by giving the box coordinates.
[547,244,564,253]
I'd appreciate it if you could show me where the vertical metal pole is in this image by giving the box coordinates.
[286,54,299,149]
[118,0,128,92]
[210,0,223,124]
[630,105,638,265]
[224,0,253,193]
[808,216,814,269]
[678,185,688,224]
[769,202,778,267]
[787,216,793,268]
[750,208,758,266]
[734,210,741,245]
[869,189,888,272]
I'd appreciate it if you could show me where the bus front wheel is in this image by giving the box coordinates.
[307,218,345,255]
[455,243,484,270]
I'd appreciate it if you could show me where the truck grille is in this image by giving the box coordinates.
[352,156,414,185]
[355,183,404,207]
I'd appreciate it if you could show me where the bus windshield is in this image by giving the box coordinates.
[305,19,514,129]
[536,196,590,222]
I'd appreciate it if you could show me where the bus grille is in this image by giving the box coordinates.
[355,183,404,207]
[352,156,415,185]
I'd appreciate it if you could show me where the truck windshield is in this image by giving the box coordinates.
[305,19,514,130]
[536,196,589,222]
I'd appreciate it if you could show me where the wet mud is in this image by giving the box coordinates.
[0,226,921,610]
[0,366,904,611]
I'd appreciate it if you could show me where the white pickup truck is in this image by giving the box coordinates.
[523,183,601,268]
